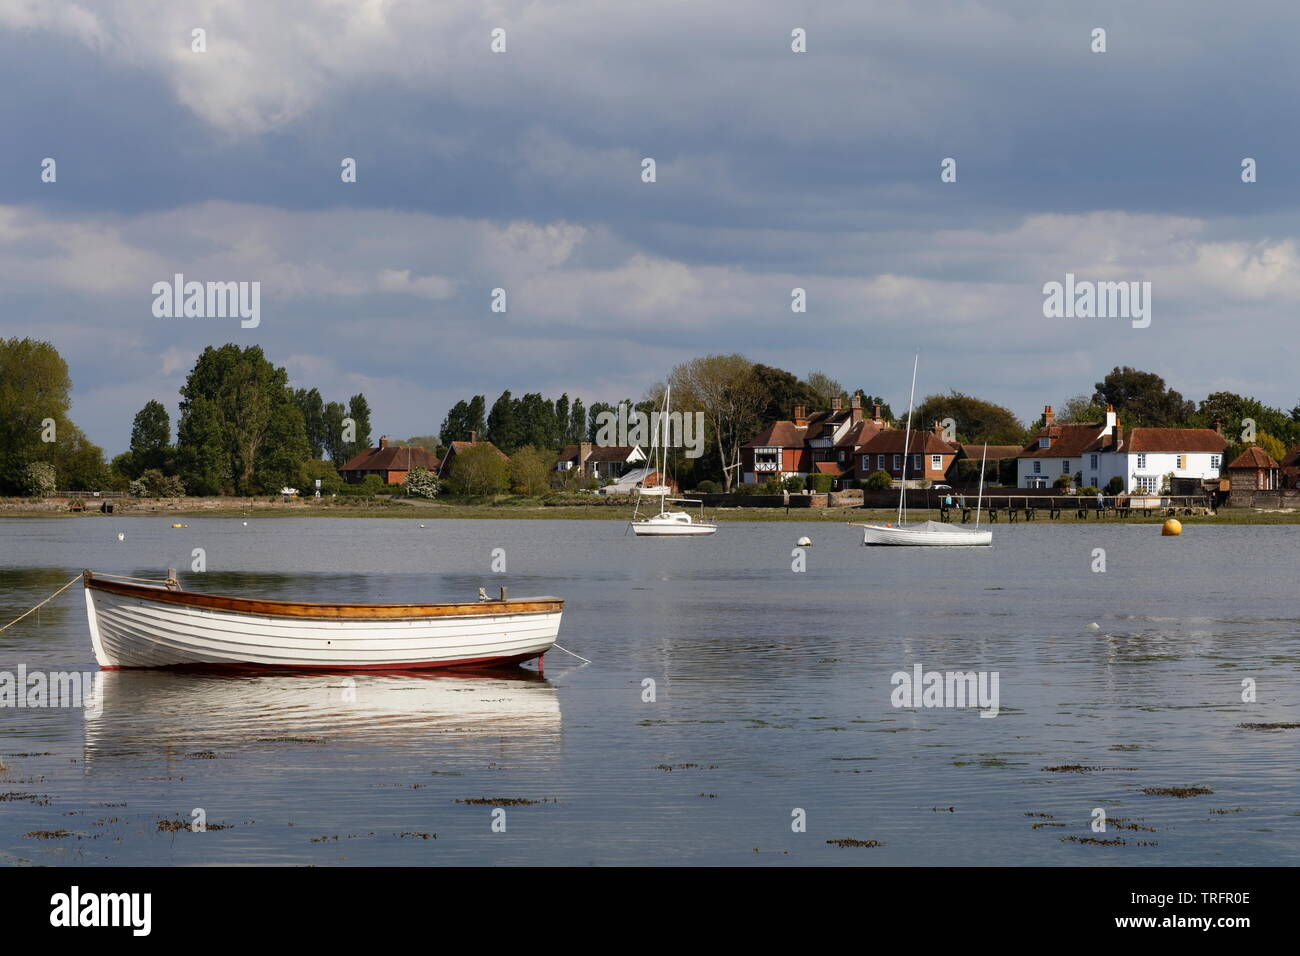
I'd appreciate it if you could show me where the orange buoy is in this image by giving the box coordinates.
[1162,518,1182,536]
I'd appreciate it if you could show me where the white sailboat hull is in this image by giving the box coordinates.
[858,523,992,547]
[84,577,562,671]
[630,520,718,536]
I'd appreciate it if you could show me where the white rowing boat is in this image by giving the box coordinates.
[82,570,563,672]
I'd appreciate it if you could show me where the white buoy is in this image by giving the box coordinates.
[797,536,812,546]
[116,532,125,541]
[418,524,425,528]
[242,521,248,526]
[1086,622,1100,630]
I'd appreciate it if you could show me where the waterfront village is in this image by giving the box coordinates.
[339,392,1297,512]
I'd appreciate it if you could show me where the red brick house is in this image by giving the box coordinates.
[340,435,440,485]
[741,394,887,486]
[853,424,959,485]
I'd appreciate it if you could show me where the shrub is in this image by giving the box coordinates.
[695,480,719,494]
[1080,486,1099,496]
[22,461,57,497]
[731,482,754,497]
[1105,476,1124,495]
[760,477,783,494]
[360,474,387,496]
[784,475,806,492]
[128,478,148,498]
[1053,474,1074,490]
[443,444,508,496]
[863,470,893,491]
[806,473,834,493]
[404,466,439,499]
[507,445,552,497]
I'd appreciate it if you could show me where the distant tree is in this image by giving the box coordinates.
[439,400,472,444]
[128,400,172,476]
[911,391,1025,444]
[507,445,553,496]
[293,388,327,459]
[554,394,570,446]
[586,401,615,442]
[1254,431,1287,463]
[1057,394,1108,424]
[298,459,343,496]
[667,354,767,492]
[1195,392,1296,446]
[568,398,586,444]
[0,338,104,495]
[1092,367,1194,427]
[344,393,373,461]
[445,443,508,496]
[175,344,309,495]
[486,390,519,452]
[322,401,347,464]
[404,435,440,453]
[751,364,816,422]
[803,370,844,410]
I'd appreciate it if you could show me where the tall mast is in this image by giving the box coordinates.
[975,441,987,529]
[898,352,918,525]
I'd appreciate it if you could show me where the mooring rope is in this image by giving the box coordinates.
[550,643,592,664]
[0,575,81,633]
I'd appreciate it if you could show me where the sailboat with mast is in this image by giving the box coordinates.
[628,385,718,537]
[850,355,992,547]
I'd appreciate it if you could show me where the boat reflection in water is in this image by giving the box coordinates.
[82,668,561,772]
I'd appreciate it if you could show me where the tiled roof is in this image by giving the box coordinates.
[340,444,440,472]
[812,461,844,475]
[835,420,885,448]
[859,430,956,455]
[1019,423,1108,458]
[1125,428,1226,453]
[744,421,809,448]
[586,445,642,463]
[956,443,1023,461]
[1228,446,1279,469]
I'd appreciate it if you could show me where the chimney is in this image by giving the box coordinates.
[831,395,843,412]
[1211,417,1222,436]
[378,435,388,449]
[1042,405,1055,427]
[578,441,593,471]
[932,419,943,435]
[872,402,882,424]
[468,429,478,443]
[793,404,808,426]
[850,392,863,424]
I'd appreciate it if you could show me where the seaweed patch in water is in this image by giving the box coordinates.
[1042,764,1137,773]
[455,797,556,806]
[826,838,884,848]
[1140,786,1213,798]
[1239,722,1300,730]
[23,830,72,840]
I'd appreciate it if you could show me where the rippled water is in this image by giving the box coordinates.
[1,516,1297,865]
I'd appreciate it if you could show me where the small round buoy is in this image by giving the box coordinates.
[242,521,248,526]
[418,524,426,528]
[1086,622,1100,630]
[1162,518,1182,536]
[797,536,812,546]
[116,532,125,541]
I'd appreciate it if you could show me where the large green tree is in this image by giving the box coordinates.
[1091,367,1195,428]
[128,400,172,476]
[911,391,1026,444]
[0,338,105,493]
[176,344,309,495]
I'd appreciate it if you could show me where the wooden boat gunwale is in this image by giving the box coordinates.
[82,570,563,621]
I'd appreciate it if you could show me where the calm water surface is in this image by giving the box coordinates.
[1,516,1297,865]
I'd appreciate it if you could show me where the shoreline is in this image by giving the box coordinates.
[3,497,1299,524]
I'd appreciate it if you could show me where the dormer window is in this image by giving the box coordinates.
[1038,437,1051,449]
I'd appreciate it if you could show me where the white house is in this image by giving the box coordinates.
[1017,405,1226,493]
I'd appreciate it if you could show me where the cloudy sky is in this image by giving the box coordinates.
[3,0,1299,455]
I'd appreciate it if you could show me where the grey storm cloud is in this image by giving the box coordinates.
[2,0,1299,452]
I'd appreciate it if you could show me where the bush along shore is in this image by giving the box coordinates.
[3,493,1300,524]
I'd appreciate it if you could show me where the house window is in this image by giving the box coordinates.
[1038,437,1051,449]
[1136,453,1147,469]
[1033,461,1041,474]
[862,455,870,470]
[893,454,901,470]
[1062,460,1070,474]
[930,454,942,471]
[1090,454,1098,469]
[913,454,922,472]
[1211,455,1221,469]
[1176,455,1186,469]
[838,450,845,462]
[754,448,779,472]
[1135,476,1158,494]
[878,454,886,470]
